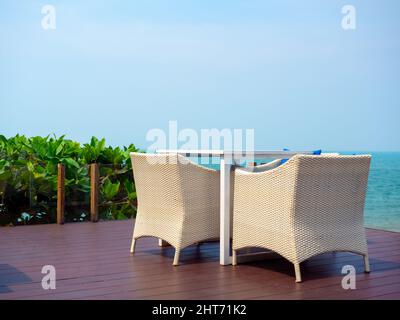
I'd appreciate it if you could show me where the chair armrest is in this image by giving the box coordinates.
[249,159,282,173]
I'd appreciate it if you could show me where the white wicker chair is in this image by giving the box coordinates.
[129,152,220,265]
[232,154,371,282]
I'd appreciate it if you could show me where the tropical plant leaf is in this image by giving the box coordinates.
[63,158,80,169]
[101,179,120,201]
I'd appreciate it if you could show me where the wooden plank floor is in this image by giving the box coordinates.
[0,220,399,300]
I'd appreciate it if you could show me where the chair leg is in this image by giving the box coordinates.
[158,239,170,247]
[294,263,302,283]
[173,249,180,266]
[364,254,370,273]
[130,237,136,254]
[232,250,237,266]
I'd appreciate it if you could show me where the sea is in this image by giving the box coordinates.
[356,152,400,232]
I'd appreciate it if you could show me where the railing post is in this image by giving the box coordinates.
[57,163,65,224]
[90,163,99,222]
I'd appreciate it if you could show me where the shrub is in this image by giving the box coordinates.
[0,134,140,226]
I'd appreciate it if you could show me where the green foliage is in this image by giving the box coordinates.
[81,136,106,164]
[0,134,141,226]
[101,179,120,201]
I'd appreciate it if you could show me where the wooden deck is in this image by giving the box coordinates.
[0,220,399,300]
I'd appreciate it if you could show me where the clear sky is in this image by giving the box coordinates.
[0,0,399,151]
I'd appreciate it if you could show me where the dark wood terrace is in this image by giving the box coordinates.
[0,220,399,300]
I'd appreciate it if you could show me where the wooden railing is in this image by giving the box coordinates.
[56,163,99,224]
[57,164,65,224]
[55,160,266,224]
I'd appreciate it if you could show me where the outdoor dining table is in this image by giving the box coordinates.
[156,149,314,265]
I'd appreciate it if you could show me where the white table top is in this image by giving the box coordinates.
[156,149,314,157]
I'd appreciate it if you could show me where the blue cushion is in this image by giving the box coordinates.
[313,149,322,155]
[281,148,290,164]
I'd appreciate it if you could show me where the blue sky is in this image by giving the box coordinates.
[0,0,399,151]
